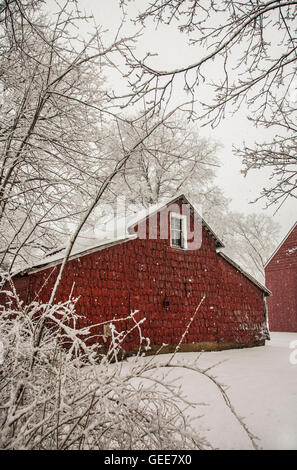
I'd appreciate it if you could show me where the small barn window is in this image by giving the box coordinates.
[170,213,187,249]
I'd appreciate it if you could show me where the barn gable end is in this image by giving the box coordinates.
[4,195,270,353]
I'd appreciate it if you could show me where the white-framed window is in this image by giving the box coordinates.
[170,212,187,249]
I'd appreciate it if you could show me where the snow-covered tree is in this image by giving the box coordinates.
[0,0,187,274]
[99,113,221,209]
[0,1,113,271]
[120,0,297,208]
[216,212,280,282]
[0,285,259,450]
[0,285,208,450]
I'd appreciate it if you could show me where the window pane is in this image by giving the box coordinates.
[171,217,182,229]
[171,229,181,240]
[172,237,181,247]
[171,228,182,247]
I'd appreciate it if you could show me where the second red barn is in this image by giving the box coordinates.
[265,221,297,332]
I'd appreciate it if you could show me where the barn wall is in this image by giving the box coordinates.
[265,225,297,332]
[4,207,269,353]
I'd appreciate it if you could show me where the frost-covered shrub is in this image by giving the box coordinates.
[0,287,206,450]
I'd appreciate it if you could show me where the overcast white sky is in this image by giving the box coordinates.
[53,0,296,241]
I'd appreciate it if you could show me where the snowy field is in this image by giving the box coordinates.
[127,332,297,450]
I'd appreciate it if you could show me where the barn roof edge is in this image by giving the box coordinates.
[218,251,271,296]
[264,220,297,268]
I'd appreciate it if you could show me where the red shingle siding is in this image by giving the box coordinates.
[265,223,297,332]
[4,201,269,352]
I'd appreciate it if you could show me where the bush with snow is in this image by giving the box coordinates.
[0,285,207,450]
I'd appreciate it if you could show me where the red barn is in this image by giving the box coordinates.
[265,221,297,332]
[5,195,270,354]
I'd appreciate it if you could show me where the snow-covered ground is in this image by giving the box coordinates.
[127,332,297,450]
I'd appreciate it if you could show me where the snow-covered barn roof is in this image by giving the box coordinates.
[15,193,221,274]
[14,193,270,295]
[21,234,137,275]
